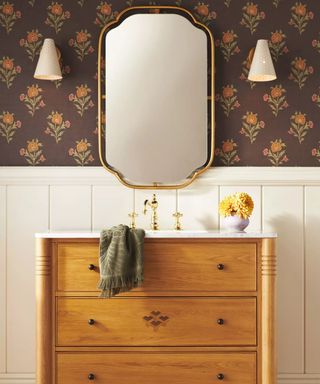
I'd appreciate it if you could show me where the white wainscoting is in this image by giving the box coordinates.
[0,167,320,384]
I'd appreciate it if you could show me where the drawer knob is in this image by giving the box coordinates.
[217,373,224,380]
[88,319,95,325]
[88,264,95,271]
[88,373,95,380]
[217,318,224,325]
[217,263,224,270]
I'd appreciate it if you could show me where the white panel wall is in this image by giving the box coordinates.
[93,186,132,230]
[50,186,92,230]
[305,187,320,373]
[263,187,304,374]
[0,187,6,373]
[6,186,49,373]
[179,185,219,230]
[0,167,319,384]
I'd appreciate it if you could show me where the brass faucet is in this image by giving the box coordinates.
[143,194,159,230]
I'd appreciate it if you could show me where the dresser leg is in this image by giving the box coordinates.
[261,238,277,384]
[36,238,52,384]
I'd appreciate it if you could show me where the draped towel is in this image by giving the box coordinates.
[98,225,145,298]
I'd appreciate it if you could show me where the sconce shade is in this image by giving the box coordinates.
[34,38,62,80]
[248,39,276,82]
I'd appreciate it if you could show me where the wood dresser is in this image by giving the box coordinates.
[35,232,277,384]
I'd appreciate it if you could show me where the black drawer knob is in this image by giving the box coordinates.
[217,373,224,380]
[88,264,95,271]
[88,319,95,325]
[217,264,224,270]
[217,318,224,325]
[88,373,95,380]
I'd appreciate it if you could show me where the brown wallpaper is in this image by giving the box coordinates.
[0,0,319,166]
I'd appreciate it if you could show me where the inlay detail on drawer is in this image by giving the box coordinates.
[57,241,257,293]
[57,352,257,384]
[143,310,170,330]
[57,297,257,346]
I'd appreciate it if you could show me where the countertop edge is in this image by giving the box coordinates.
[35,231,278,239]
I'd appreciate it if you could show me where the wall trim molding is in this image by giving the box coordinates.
[0,373,319,384]
[0,166,320,186]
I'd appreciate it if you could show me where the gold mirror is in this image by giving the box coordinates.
[98,6,214,189]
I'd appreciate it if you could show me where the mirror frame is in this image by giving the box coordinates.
[98,6,215,189]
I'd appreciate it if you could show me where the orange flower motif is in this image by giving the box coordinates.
[295,58,306,71]
[76,140,88,153]
[2,58,13,70]
[76,31,88,44]
[271,141,283,153]
[76,85,88,98]
[27,85,39,98]
[223,86,234,98]
[222,140,235,153]
[294,113,306,125]
[195,3,209,16]
[100,3,112,15]
[51,112,63,125]
[27,31,39,43]
[294,4,306,16]
[2,112,13,125]
[271,32,283,44]
[2,4,13,15]
[246,113,257,125]
[51,3,62,15]
[27,140,39,153]
[271,87,282,98]
[246,4,258,15]
[222,31,234,44]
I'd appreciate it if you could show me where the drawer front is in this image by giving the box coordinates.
[56,241,257,292]
[57,243,99,292]
[57,352,256,384]
[57,297,256,346]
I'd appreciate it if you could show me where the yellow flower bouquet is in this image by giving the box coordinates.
[219,192,254,231]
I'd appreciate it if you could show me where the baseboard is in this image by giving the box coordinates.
[279,374,320,384]
[1,373,320,384]
[0,374,34,384]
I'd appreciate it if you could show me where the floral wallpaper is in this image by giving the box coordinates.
[0,0,319,166]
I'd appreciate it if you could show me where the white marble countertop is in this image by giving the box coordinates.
[35,230,277,239]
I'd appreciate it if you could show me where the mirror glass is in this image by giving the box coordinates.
[99,8,214,188]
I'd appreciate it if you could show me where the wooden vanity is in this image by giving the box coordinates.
[35,232,277,384]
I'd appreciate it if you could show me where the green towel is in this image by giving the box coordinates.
[98,225,145,298]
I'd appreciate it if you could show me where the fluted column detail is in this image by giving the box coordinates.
[35,238,52,384]
[261,238,277,384]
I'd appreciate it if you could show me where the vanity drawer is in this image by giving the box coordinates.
[56,297,256,347]
[56,241,257,293]
[57,243,100,292]
[57,352,256,384]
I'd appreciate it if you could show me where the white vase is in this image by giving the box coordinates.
[223,215,249,232]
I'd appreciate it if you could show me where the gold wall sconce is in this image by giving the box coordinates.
[248,39,276,82]
[34,38,62,80]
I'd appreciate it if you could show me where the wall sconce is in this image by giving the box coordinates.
[248,39,276,82]
[34,38,62,80]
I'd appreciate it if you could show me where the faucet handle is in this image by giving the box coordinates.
[173,211,183,231]
[143,199,149,215]
[128,211,138,229]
